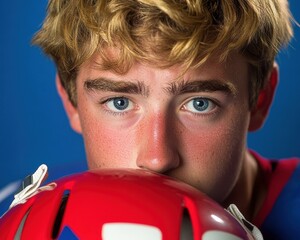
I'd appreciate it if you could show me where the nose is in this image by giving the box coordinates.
[136,112,180,173]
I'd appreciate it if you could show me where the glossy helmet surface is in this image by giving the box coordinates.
[0,169,254,239]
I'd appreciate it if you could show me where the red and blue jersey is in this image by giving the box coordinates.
[252,151,300,239]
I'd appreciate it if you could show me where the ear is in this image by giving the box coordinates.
[56,74,82,133]
[248,64,278,131]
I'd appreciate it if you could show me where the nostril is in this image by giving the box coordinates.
[137,156,180,174]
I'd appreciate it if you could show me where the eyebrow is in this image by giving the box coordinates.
[166,79,237,96]
[84,77,237,97]
[84,77,149,96]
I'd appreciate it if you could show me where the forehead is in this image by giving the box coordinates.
[77,51,249,88]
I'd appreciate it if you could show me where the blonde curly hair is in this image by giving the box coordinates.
[33,0,293,107]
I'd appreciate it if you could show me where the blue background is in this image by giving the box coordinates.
[0,1,299,187]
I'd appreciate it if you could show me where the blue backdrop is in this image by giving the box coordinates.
[0,1,299,187]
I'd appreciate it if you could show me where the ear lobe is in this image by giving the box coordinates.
[248,65,278,131]
[56,74,82,134]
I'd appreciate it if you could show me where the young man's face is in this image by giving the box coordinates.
[65,52,253,202]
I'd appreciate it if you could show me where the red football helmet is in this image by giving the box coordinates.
[0,167,262,239]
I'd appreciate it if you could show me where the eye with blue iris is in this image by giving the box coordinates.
[183,97,216,114]
[103,97,134,113]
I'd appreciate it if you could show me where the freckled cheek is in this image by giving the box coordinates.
[80,118,138,169]
[181,116,248,176]
[182,127,230,163]
[180,123,246,201]
[180,106,250,161]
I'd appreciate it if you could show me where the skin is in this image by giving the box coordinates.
[57,51,278,220]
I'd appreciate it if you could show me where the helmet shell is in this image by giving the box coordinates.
[0,169,252,239]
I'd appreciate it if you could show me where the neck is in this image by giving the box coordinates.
[222,150,266,221]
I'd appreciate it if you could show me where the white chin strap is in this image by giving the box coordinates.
[227,204,264,240]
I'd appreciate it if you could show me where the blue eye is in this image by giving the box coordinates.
[104,97,133,113]
[112,98,129,110]
[193,98,209,111]
[184,97,216,113]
